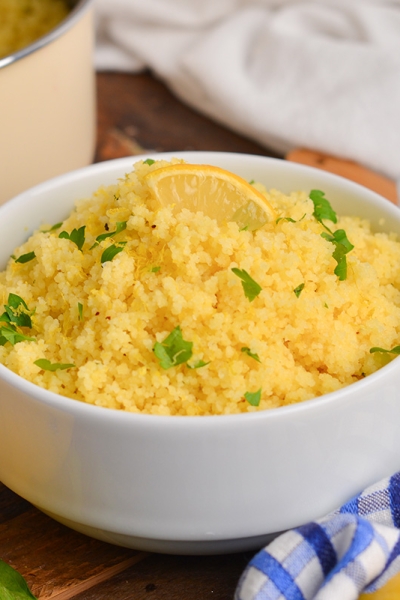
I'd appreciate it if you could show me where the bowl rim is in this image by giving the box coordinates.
[0,0,93,70]
[0,351,397,425]
[1,150,399,425]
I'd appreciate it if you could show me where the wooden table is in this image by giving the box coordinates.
[1,71,397,600]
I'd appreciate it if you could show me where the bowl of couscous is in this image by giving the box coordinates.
[0,0,95,205]
[0,151,400,554]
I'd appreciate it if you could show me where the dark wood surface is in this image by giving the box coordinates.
[1,70,397,600]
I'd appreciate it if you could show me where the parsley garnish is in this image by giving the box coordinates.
[0,559,37,599]
[78,302,83,321]
[293,283,305,298]
[241,347,261,362]
[231,268,262,302]
[321,229,354,280]
[143,158,155,165]
[90,221,127,249]
[370,346,400,355]
[101,242,126,264]
[310,190,353,281]
[244,388,262,406]
[187,359,210,369]
[15,251,36,264]
[0,294,35,346]
[34,359,75,371]
[310,190,337,225]
[153,326,193,369]
[41,222,63,233]
[59,226,86,251]
[0,293,33,328]
[0,325,35,346]
[151,266,161,272]
[276,214,306,225]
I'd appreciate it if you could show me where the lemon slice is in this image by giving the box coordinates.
[360,572,400,600]
[144,163,275,231]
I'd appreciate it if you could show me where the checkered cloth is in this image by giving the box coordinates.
[235,473,400,600]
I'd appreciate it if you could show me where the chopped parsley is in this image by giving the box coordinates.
[0,325,35,346]
[321,229,354,280]
[276,214,306,225]
[310,190,337,225]
[143,158,155,165]
[59,225,86,251]
[90,221,127,249]
[101,242,126,264]
[187,359,210,369]
[41,222,63,233]
[0,294,35,346]
[309,190,353,281]
[370,346,400,355]
[231,268,262,302]
[244,388,262,406]
[34,359,75,371]
[153,326,193,369]
[151,266,161,273]
[78,302,84,321]
[0,293,33,328]
[293,283,305,298]
[241,347,261,362]
[15,251,36,264]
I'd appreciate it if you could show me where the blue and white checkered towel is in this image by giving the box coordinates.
[236,473,400,600]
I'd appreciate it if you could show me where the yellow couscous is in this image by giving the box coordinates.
[0,0,70,59]
[0,158,400,416]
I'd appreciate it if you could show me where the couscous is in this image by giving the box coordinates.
[0,158,399,416]
[0,0,70,59]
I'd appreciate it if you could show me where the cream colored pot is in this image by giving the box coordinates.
[0,0,95,205]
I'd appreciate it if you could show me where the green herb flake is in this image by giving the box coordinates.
[0,293,33,328]
[151,266,161,273]
[41,222,63,233]
[276,214,306,224]
[153,326,193,369]
[15,251,36,264]
[78,302,83,321]
[241,347,261,363]
[34,359,75,371]
[0,325,35,346]
[321,229,354,281]
[59,226,86,251]
[231,268,262,302]
[144,158,156,165]
[244,388,262,407]
[91,221,127,249]
[101,242,126,264]
[293,283,305,298]
[0,559,37,600]
[187,359,210,369]
[310,190,337,224]
[370,346,400,355]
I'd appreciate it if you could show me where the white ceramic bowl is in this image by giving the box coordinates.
[0,0,95,205]
[0,152,400,555]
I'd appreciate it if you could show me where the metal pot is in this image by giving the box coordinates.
[0,0,95,204]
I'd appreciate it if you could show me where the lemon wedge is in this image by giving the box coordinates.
[360,572,400,600]
[144,163,275,231]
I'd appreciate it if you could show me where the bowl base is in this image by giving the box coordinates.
[39,507,280,555]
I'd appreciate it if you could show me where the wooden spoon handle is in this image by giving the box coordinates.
[286,148,398,205]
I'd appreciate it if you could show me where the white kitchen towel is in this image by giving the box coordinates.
[94,0,400,182]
